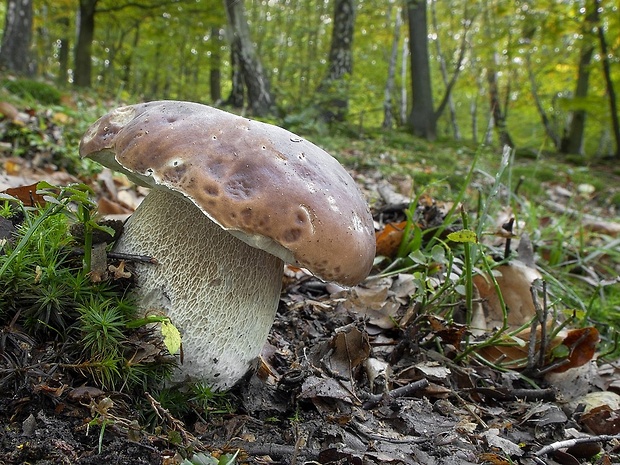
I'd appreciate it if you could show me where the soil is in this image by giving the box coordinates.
[2,268,620,465]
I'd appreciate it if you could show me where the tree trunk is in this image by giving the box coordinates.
[226,40,245,109]
[209,26,222,103]
[400,37,408,125]
[559,3,597,155]
[487,57,514,148]
[595,0,620,158]
[224,0,274,116]
[406,0,436,140]
[57,17,70,85]
[430,0,461,140]
[74,0,98,87]
[317,0,356,123]
[526,54,559,147]
[0,0,34,76]
[382,6,402,130]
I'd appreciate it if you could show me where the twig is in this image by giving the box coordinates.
[145,391,197,447]
[108,251,159,264]
[534,434,620,457]
[362,378,430,409]
[469,387,556,402]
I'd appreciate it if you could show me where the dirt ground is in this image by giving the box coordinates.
[2,268,620,465]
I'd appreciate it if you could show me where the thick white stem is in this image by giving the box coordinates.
[114,189,284,390]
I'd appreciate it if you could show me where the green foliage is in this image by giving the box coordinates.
[181,450,239,465]
[0,183,175,392]
[1,78,62,105]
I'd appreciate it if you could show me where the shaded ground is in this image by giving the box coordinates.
[2,270,620,465]
[2,103,620,464]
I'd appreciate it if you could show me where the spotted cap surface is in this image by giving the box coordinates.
[79,100,375,285]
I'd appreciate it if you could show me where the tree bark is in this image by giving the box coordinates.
[559,3,597,155]
[0,0,34,76]
[317,0,356,123]
[209,26,222,103]
[595,0,620,158]
[224,0,274,116]
[487,58,514,148]
[430,0,460,140]
[382,6,402,130]
[56,17,70,85]
[74,0,98,87]
[406,0,435,140]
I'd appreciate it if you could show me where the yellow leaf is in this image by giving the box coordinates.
[447,229,477,243]
[161,319,181,355]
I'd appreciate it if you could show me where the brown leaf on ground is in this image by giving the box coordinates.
[375,220,407,258]
[550,326,600,373]
[473,260,542,329]
[3,182,47,206]
[580,405,620,435]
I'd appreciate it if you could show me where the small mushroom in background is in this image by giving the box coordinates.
[79,100,376,390]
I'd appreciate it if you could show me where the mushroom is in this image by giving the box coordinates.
[79,101,376,390]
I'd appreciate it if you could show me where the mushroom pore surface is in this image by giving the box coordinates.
[115,189,284,390]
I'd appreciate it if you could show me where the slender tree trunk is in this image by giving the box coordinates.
[400,37,408,125]
[226,41,245,109]
[57,17,70,85]
[382,6,402,129]
[526,54,559,147]
[317,0,356,123]
[406,0,436,140]
[430,0,460,140]
[224,0,274,116]
[559,3,597,155]
[595,0,620,157]
[74,0,98,87]
[0,0,34,76]
[487,56,514,148]
[209,26,222,103]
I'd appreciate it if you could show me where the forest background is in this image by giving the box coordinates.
[0,0,619,159]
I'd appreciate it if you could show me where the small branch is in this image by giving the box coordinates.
[362,378,429,409]
[534,434,620,457]
[108,251,159,264]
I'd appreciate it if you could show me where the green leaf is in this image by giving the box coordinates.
[161,319,181,355]
[447,229,478,244]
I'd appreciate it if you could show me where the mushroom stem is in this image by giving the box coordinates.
[115,189,284,390]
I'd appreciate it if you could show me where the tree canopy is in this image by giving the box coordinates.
[0,0,618,156]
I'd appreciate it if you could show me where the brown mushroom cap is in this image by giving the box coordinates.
[80,100,375,286]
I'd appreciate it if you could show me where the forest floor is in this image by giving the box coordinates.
[1,96,620,465]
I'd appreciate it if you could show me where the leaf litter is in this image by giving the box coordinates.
[1,104,620,464]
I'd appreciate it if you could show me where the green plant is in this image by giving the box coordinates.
[181,450,239,465]
[0,183,175,393]
[2,78,62,105]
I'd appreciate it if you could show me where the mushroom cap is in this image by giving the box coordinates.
[79,101,375,285]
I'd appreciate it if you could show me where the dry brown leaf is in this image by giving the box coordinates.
[473,260,542,329]
[3,182,47,206]
[580,405,620,435]
[375,220,407,258]
[0,101,19,121]
[476,326,598,371]
[550,326,599,373]
[97,196,133,216]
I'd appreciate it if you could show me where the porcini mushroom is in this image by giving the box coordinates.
[79,101,375,390]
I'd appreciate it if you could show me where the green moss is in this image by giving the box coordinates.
[2,78,62,105]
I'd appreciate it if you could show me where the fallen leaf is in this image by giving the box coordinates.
[580,405,620,435]
[550,326,599,373]
[375,221,407,258]
[161,319,181,355]
[3,182,47,206]
[473,260,543,329]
